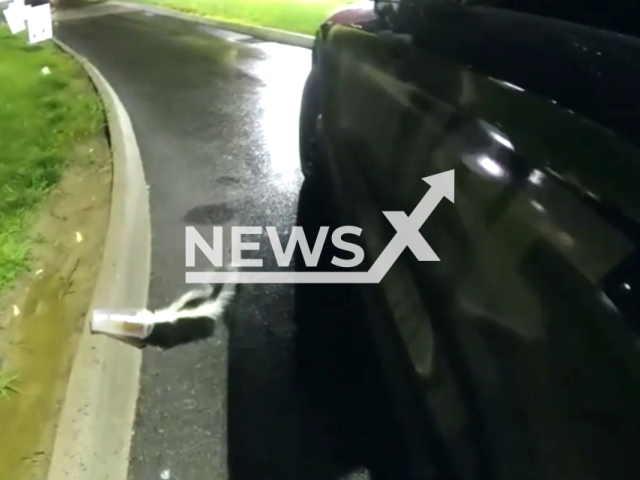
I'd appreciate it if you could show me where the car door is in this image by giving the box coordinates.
[370,1,640,480]
[316,5,467,477]
[321,1,640,479]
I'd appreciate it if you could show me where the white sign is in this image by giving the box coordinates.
[26,3,52,44]
[3,1,28,34]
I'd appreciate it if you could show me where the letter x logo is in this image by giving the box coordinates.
[368,170,454,280]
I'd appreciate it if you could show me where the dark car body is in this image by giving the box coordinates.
[302,1,640,479]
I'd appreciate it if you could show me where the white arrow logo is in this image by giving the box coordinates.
[186,169,455,284]
[368,169,454,282]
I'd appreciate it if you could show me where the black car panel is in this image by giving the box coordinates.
[307,1,640,478]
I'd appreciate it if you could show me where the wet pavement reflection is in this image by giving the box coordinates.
[253,43,310,188]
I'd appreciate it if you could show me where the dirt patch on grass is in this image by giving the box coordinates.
[0,133,112,480]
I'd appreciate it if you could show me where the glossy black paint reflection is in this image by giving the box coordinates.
[308,1,640,479]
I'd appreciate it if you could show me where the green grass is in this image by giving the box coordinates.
[129,0,354,35]
[0,370,19,399]
[0,27,104,292]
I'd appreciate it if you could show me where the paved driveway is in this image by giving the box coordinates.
[55,6,406,480]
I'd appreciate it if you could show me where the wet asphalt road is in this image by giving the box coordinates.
[55,7,406,480]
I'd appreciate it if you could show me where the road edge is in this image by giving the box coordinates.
[46,39,151,480]
[110,0,314,48]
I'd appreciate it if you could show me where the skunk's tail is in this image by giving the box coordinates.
[151,269,238,324]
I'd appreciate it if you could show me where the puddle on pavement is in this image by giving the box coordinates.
[125,12,265,64]
[121,11,263,59]
[217,175,241,186]
[0,134,111,480]
[176,33,265,73]
[185,202,236,224]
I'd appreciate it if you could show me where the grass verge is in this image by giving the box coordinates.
[126,0,353,35]
[0,26,104,293]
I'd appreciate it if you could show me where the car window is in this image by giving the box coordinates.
[461,0,640,38]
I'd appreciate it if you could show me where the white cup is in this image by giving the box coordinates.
[91,309,155,339]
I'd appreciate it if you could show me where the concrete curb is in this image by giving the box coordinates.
[110,0,315,48]
[47,39,151,480]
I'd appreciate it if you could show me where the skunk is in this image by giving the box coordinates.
[144,273,238,349]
